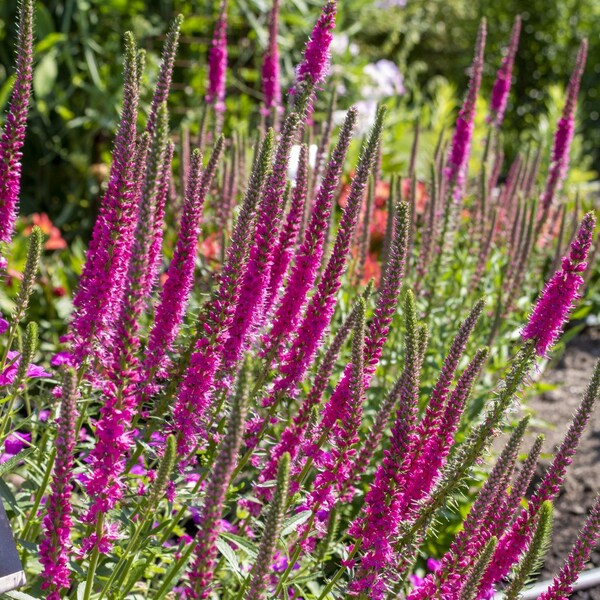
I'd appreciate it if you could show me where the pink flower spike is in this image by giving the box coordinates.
[206,0,228,112]
[488,16,521,128]
[261,0,282,117]
[445,19,486,201]
[295,0,337,90]
[540,40,588,210]
[0,0,34,246]
[522,211,595,356]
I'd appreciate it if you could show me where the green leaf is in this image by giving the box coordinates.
[36,32,67,53]
[6,591,38,600]
[0,448,33,477]
[216,537,242,580]
[281,510,312,537]
[33,51,58,98]
[219,531,258,559]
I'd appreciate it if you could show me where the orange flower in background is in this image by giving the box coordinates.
[401,178,429,215]
[24,213,67,250]
[200,232,222,266]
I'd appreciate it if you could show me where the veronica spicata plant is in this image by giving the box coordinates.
[0,1,598,599]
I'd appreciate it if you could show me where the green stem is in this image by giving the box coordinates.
[21,447,56,541]
[83,513,105,600]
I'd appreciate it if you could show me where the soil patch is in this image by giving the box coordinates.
[527,327,600,598]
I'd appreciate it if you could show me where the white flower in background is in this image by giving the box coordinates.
[288,144,318,183]
[375,0,407,8]
[363,60,405,99]
[330,33,359,56]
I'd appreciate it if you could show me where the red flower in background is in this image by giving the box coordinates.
[24,213,67,250]
[338,175,429,285]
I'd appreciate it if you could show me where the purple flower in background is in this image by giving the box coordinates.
[540,40,588,210]
[51,351,75,368]
[4,431,31,455]
[445,20,486,201]
[206,0,228,112]
[363,60,405,98]
[0,316,8,335]
[261,0,281,116]
[0,350,51,386]
[488,16,521,127]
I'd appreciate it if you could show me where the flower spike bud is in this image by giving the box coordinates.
[244,453,291,600]
[39,368,79,598]
[458,536,498,600]
[522,211,595,356]
[540,39,588,212]
[488,15,521,128]
[11,225,42,326]
[503,501,553,600]
[186,366,250,598]
[9,321,37,393]
[147,14,183,135]
[206,0,228,112]
[445,18,486,201]
[146,435,176,511]
[0,0,34,247]
[538,495,600,600]
[261,0,281,123]
[264,143,309,315]
[144,139,174,296]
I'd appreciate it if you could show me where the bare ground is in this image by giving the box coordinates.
[527,327,600,598]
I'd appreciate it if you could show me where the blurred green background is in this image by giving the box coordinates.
[0,0,598,239]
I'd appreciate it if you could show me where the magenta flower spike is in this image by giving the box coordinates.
[0,0,34,247]
[540,40,588,211]
[247,108,385,449]
[445,19,486,201]
[488,16,521,128]
[404,347,488,506]
[70,33,140,360]
[538,495,600,600]
[39,371,79,599]
[301,299,365,538]
[261,0,282,119]
[317,200,410,437]
[144,149,204,379]
[187,372,248,598]
[206,0,228,112]
[261,107,357,359]
[171,132,273,457]
[522,211,595,356]
[221,111,302,374]
[143,140,174,296]
[295,0,337,91]
[263,144,309,316]
[480,359,600,594]
[146,15,183,137]
[257,286,368,493]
